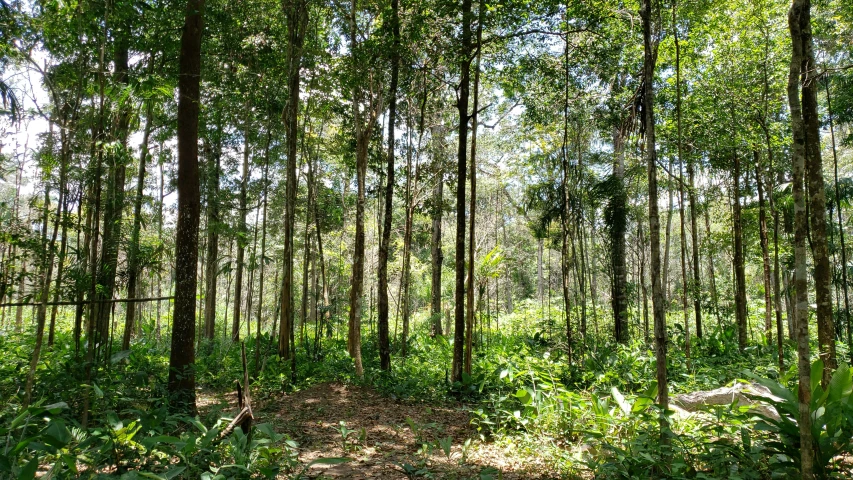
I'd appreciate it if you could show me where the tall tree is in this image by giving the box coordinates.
[641,0,668,439]
[279,0,308,365]
[451,0,473,383]
[168,0,205,415]
[788,0,814,474]
[799,0,835,381]
[346,0,382,377]
[377,0,400,371]
[732,152,747,351]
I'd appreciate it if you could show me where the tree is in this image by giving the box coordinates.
[451,0,473,383]
[377,0,400,371]
[279,0,308,366]
[641,0,668,439]
[168,0,205,415]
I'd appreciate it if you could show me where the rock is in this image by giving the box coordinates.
[672,382,780,420]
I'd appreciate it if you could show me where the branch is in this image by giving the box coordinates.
[481,27,595,47]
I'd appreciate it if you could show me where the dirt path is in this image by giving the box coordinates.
[239,382,561,479]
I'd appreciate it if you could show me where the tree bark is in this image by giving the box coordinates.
[826,76,852,365]
[755,152,774,346]
[732,152,747,351]
[451,0,473,383]
[641,0,668,438]
[377,0,399,371]
[168,0,204,416]
[234,105,251,342]
[203,120,222,340]
[122,98,154,350]
[799,0,835,381]
[788,0,814,474]
[430,146,444,336]
[464,7,483,375]
[279,0,307,367]
[611,119,629,343]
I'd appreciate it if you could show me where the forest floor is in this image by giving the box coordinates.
[200,382,562,479]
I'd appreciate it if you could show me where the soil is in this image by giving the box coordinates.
[201,382,563,479]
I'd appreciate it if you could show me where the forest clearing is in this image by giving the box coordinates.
[1,0,853,477]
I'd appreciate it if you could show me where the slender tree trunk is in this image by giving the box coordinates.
[93,24,132,354]
[732,153,747,351]
[167,0,204,416]
[464,8,483,375]
[401,95,424,354]
[377,0,399,371]
[279,0,307,368]
[663,158,674,305]
[678,142,689,363]
[451,0,473,383]
[122,99,154,350]
[561,24,572,365]
[799,0,835,381]
[755,153,774,346]
[430,151,444,336]
[826,77,852,365]
[25,163,65,406]
[255,130,271,373]
[234,106,251,342]
[788,1,813,474]
[687,156,701,338]
[48,130,72,347]
[642,0,668,441]
[301,166,313,357]
[204,121,222,340]
[537,238,544,303]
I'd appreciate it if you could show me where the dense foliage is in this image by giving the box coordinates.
[1,0,852,476]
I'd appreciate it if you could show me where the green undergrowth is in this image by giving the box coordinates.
[3,300,852,478]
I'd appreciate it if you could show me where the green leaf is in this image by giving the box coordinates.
[110,350,132,364]
[827,363,852,404]
[20,456,39,480]
[42,419,72,448]
[811,360,824,395]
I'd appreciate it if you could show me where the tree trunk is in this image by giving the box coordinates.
[48,125,73,347]
[464,8,483,375]
[826,76,852,365]
[611,120,629,343]
[641,0,668,437]
[703,202,719,316]
[799,0,835,381]
[755,153,774,346]
[279,0,307,367]
[234,106,251,342]
[25,162,65,406]
[122,98,154,350]
[787,1,814,474]
[255,129,271,372]
[430,150,444,336]
[663,158,674,305]
[167,0,204,416]
[204,121,222,340]
[687,154,701,338]
[377,0,399,371]
[93,23,132,355]
[451,0,472,383]
[732,153,747,351]
[561,24,572,365]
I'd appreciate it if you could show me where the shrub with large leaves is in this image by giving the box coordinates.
[748,360,853,477]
